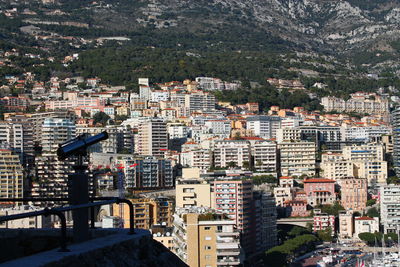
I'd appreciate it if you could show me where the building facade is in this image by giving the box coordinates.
[380,185,400,233]
[339,177,367,212]
[173,208,242,267]
[279,141,317,177]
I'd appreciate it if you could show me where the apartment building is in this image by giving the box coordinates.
[380,185,400,233]
[392,107,400,176]
[31,153,75,204]
[113,197,173,229]
[320,153,353,181]
[344,126,391,142]
[246,115,281,139]
[338,210,354,240]
[212,179,253,254]
[252,140,278,174]
[0,120,34,166]
[276,127,302,143]
[151,225,174,251]
[173,208,242,267]
[41,118,76,152]
[313,213,335,233]
[76,125,134,154]
[304,178,336,206]
[342,143,384,161]
[4,111,75,143]
[273,186,295,207]
[279,141,317,177]
[0,205,52,228]
[339,177,367,212]
[353,160,387,184]
[321,93,389,115]
[136,118,168,158]
[184,91,216,113]
[121,156,173,189]
[354,216,379,238]
[204,120,231,135]
[0,149,23,199]
[213,140,251,168]
[252,191,278,252]
[175,178,212,208]
[179,149,212,172]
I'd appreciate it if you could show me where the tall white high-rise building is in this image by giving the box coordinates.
[137,118,168,158]
[246,115,281,139]
[380,185,400,233]
[392,107,400,176]
[41,118,76,152]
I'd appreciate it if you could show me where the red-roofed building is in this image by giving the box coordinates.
[304,178,336,206]
[354,216,379,237]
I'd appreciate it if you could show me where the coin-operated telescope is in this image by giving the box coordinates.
[57,131,108,243]
[57,131,108,161]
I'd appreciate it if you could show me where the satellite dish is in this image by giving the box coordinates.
[157,232,161,236]
[166,232,171,236]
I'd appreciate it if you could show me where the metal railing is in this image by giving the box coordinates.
[0,197,135,252]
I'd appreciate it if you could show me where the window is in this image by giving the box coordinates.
[204,246,212,250]
[205,236,211,240]
[204,227,211,230]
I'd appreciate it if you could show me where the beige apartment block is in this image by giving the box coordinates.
[173,209,242,267]
[342,143,385,161]
[176,178,212,208]
[279,141,317,177]
[321,152,353,181]
[0,149,23,199]
[113,197,173,230]
[353,160,387,184]
[338,210,354,240]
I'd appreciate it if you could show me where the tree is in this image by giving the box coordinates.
[252,175,277,185]
[227,161,237,168]
[367,207,380,218]
[317,227,333,242]
[387,176,400,184]
[93,111,111,126]
[366,199,376,207]
[320,201,345,216]
[287,226,310,238]
[358,232,375,246]
[242,161,250,170]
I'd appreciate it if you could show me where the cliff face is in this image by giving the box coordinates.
[130,0,400,54]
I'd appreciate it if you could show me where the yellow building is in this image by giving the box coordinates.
[175,178,211,208]
[173,208,242,267]
[0,149,23,199]
[112,197,173,229]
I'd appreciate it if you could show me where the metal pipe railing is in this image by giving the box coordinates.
[0,207,69,252]
[0,198,135,251]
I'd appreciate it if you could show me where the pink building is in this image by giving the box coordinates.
[340,177,367,212]
[313,213,335,233]
[284,200,310,217]
[304,178,336,206]
[213,179,253,252]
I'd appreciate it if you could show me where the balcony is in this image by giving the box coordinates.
[216,242,239,250]
[217,249,241,256]
[182,192,196,198]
